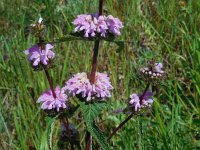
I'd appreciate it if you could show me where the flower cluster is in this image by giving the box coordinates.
[24,44,55,67]
[64,72,113,101]
[140,62,165,79]
[73,14,123,37]
[129,91,154,112]
[37,86,68,111]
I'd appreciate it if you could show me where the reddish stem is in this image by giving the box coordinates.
[107,113,134,141]
[85,131,91,150]
[99,0,103,16]
[90,40,100,84]
[38,35,56,99]
[87,1,103,149]
[139,83,150,104]
[89,0,103,84]
[107,83,150,141]
[44,69,57,99]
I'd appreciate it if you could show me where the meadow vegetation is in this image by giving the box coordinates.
[0,0,200,149]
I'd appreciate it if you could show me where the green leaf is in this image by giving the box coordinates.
[44,33,124,52]
[87,123,109,150]
[45,35,82,44]
[78,101,109,150]
[78,101,106,123]
[45,116,58,149]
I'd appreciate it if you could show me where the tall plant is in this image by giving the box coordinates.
[24,0,165,149]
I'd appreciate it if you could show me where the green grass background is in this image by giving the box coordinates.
[0,0,200,149]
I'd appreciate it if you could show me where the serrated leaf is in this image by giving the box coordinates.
[87,123,109,150]
[78,101,106,123]
[78,101,109,149]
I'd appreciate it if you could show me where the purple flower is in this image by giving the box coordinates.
[37,86,68,111]
[106,15,123,36]
[93,72,113,100]
[24,44,55,66]
[129,91,154,112]
[129,94,140,111]
[153,63,164,74]
[140,62,165,79]
[73,14,123,37]
[64,72,92,100]
[64,72,113,101]
[73,14,97,37]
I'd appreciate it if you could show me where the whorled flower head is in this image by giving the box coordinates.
[37,86,68,111]
[24,44,55,66]
[64,72,113,101]
[73,14,123,38]
[129,91,154,112]
[140,62,165,80]
[64,72,92,100]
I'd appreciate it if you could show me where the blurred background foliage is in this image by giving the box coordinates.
[0,0,200,149]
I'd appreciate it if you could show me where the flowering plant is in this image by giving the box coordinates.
[24,0,165,149]
[73,14,123,37]
[64,72,113,101]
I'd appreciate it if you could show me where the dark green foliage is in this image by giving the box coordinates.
[78,100,109,149]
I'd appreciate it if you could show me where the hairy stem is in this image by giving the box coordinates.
[90,40,100,84]
[107,83,150,141]
[44,69,57,98]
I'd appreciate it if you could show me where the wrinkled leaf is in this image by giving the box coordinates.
[78,100,109,149]
[87,123,109,150]
[78,100,106,123]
